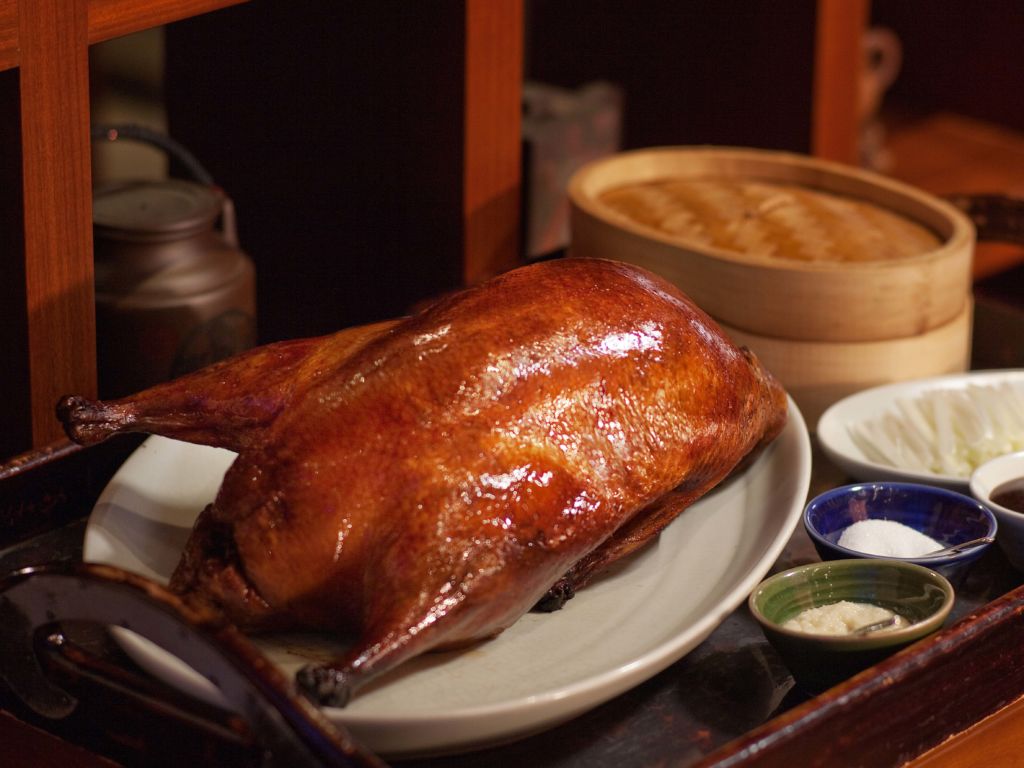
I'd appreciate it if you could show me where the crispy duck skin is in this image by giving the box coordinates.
[57,258,787,707]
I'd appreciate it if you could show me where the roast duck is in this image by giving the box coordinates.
[58,257,787,707]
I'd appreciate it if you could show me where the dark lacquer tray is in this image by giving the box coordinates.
[2,433,1024,768]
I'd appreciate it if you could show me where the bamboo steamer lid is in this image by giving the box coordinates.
[568,146,975,343]
[720,297,973,429]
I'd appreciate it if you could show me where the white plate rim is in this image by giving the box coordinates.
[83,397,811,756]
[816,369,1024,490]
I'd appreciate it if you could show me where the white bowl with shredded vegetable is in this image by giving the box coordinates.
[816,370,1024,490]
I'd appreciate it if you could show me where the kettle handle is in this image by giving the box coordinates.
[91,123,215,186]
[92,123,238,243]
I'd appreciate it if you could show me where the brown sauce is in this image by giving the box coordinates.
[991,477,1024,514]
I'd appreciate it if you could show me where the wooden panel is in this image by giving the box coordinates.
[0,0,15,72]
[0,1,249,71]
[907,693,1024,768]
[87,0,247,45]
[18,0,96,447]
[811,0,868,164]
[463,0,523,284]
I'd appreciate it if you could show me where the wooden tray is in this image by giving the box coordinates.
[2,433,1024,767]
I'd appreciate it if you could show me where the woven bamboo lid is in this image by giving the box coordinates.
[569,147,975,343]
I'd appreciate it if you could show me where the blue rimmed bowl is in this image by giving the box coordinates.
[803,481,997,585]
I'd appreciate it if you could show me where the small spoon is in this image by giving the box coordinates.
[852,615,900,636]
[915,535,996,559]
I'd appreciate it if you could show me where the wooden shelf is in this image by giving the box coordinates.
[0,0,523,456]
[0,0,248,454]
[0,0,245,72]
[0,0,864,458]
[811,0,869,164]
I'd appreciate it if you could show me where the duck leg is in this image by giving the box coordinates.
[294,552,564,708]
[57,319,398,452]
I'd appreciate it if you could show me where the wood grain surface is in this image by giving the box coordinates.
[88,0,246,45]
[18,0,97,448]
[463,0,524,285]
[811,0,868,164]
[1,1,249,453]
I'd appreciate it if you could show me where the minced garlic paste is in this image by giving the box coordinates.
[782,600,907,636]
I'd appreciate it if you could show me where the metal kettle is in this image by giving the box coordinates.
[91,124,256,399]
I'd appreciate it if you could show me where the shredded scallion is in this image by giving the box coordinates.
[848,382,1024,478]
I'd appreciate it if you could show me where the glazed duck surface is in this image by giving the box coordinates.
[59,257,787,707]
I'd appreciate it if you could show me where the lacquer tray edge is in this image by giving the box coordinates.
[698,583,1024,767]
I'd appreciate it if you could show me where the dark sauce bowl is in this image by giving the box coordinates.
[971,451,1024,572]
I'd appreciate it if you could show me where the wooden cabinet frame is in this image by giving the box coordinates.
[0,0,861,457]
[0,0,523,453]
[811,0,869,165]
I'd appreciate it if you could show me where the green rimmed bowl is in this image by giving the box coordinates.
[749,559,954,693]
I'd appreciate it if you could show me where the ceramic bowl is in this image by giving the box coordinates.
[970,450,1024,572]
[749,559,954,692]
[803,481,997,584]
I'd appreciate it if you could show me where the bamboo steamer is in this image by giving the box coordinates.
[721,297,974,427]
[568,146,975,343]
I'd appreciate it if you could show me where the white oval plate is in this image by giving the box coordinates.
[817,370,1024,491]
[83,397,810,758]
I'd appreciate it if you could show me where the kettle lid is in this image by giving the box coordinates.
[94,178,223,239]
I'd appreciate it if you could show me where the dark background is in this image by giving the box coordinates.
[163,1,818,345]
